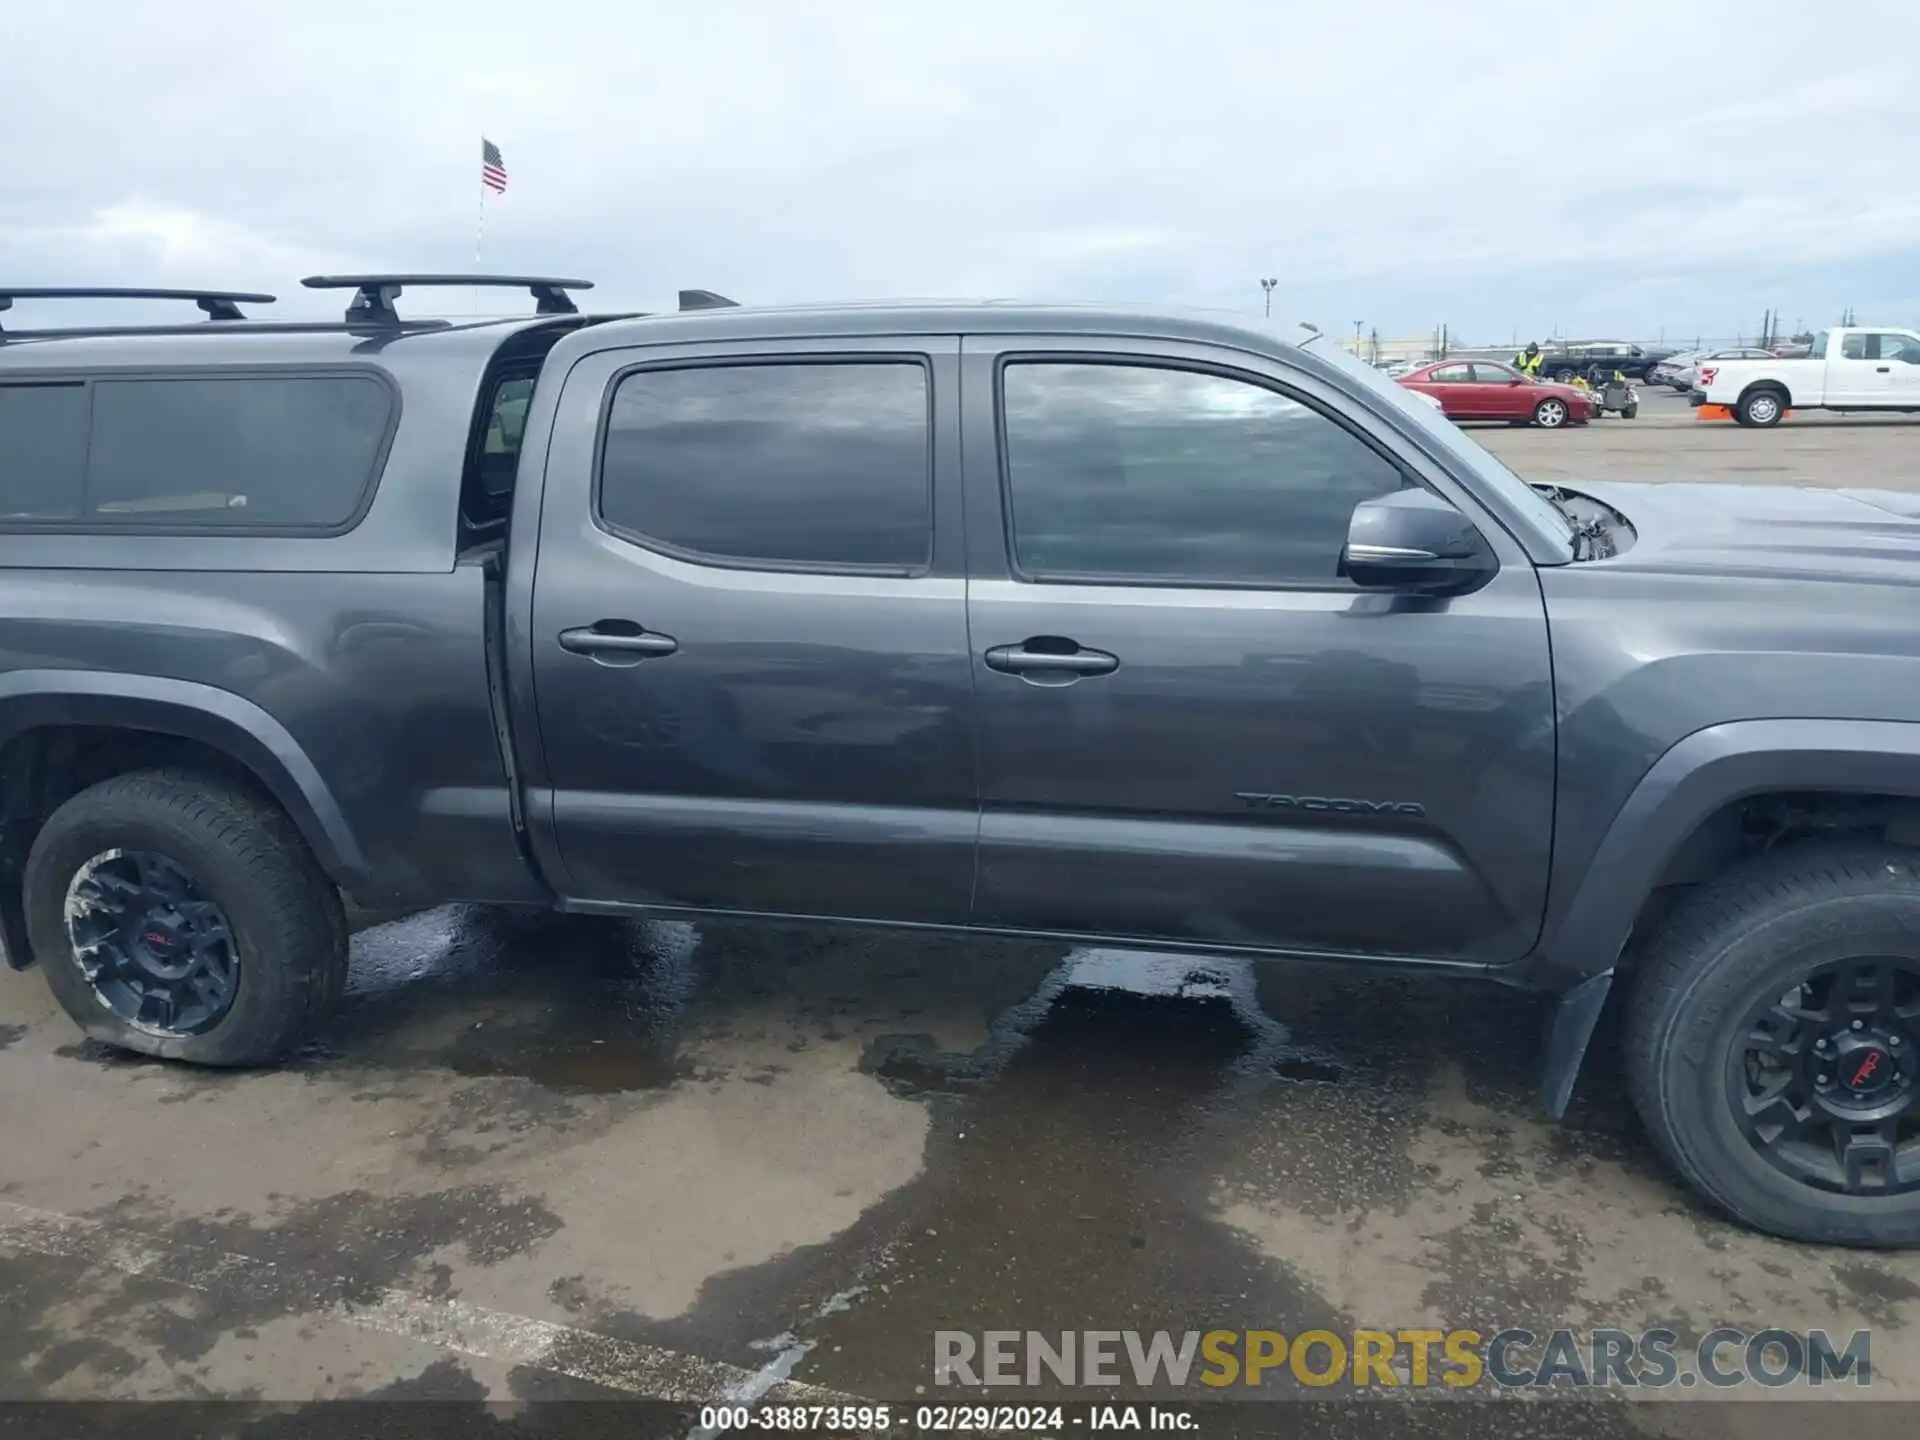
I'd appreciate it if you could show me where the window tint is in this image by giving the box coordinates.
[1471,363,1519,383]
[468,373,536,523]
[487,377,534,457]
[83,375,391,529]
[1842,334,1870,360]
[1428,364,1472,382]
[599,361,931,570]
[1883,335,1920,365]
[0,384,88,521]
[1000,362,1410,587]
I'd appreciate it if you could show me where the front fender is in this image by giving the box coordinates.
[1531,718,1920,1115]
[0,669,368,887]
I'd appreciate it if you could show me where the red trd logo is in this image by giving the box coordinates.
[1851,1052,1883,1089]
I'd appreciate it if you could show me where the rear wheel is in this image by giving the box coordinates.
[1532,397,1569,428]
[24,769,346,1066]
[1628,844,1920,1245]
[1623,402,1639,419]
[1738,388,1786,427]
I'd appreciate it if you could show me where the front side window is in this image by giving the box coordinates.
[0,374,391,529]
[999,361,1410,588]
[1875,334,1920,365]
[1471,363,1520,384]
[598,361,932,571]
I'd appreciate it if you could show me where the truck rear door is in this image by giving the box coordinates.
[523,335,978,923]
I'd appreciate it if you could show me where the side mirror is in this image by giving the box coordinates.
[1340,489,1497,595]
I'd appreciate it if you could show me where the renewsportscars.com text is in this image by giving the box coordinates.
[934,1327,1871,1390]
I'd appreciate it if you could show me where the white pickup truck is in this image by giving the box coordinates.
[1698,325,1920,426]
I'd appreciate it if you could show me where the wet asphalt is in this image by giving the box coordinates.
[5,403,1920,1436]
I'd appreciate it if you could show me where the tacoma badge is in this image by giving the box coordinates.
[1235,792,1426,818]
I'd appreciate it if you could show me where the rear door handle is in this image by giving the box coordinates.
[558,624,679,662]
[984,640,1119,682]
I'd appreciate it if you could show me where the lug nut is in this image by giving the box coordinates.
[1853,1020,1866,1031]
[1893,1035,1904,1048]
[1818,1074,1833,1088]
[1816,1039,1832,1053]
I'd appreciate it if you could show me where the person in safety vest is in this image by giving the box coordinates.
[1513,341,1544,377]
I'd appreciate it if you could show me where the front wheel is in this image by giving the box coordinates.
[1623,402,1639,419]
[1628,845,1920,1245]
[1532,397,1569,428]
[24,769,347,1065]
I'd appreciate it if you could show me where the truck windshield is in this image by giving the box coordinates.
[1311,341,1578,554]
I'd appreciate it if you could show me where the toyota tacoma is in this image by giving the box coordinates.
[4,276,1920,1246]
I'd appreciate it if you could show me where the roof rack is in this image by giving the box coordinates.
[679,289,739,312]
[0,287,276,333]
[301,274,593,324]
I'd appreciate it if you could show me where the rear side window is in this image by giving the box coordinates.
[598,361,932,571]
[0,373,392,531]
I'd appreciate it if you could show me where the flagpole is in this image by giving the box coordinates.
[474,150,487,316]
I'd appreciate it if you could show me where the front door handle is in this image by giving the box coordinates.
[1878,366,1893,373]
[558,624,679,662]
[984,640,1119,683]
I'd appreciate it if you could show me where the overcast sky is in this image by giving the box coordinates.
[4,0,1915,342]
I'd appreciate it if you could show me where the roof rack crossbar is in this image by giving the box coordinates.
[678,289,739,312]
[300,274,593,324]
[0,287,276,333]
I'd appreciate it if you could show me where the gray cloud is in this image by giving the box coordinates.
[3,0,1916,336]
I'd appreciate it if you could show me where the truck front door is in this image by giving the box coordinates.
[958,337,1557,963]
[526,337,978,924]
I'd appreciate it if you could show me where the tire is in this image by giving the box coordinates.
[1623,402,1639,419]
[1738,388,1786,427]
[1549,367,1576,383]
[24,768,346,1066]
[1532,397,1569,428]
[1627,843,1920,1245]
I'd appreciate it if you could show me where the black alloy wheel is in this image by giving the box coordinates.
[64,848,241,1036]
[1733,959,1920,1196]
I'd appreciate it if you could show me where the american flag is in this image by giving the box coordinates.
[481,139,508,194]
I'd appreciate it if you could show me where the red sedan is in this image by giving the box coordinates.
[1398,360,1594,428]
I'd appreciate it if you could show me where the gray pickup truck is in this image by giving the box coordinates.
[5,276,1920,1246]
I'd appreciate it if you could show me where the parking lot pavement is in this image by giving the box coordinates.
[1474,384,1920,486]
[7,418,1920,1433]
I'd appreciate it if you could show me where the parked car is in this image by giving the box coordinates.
[1699,327,1920,425]
[1670,347,1778,397]
[1650,350,1707,390]
[12,279,1920,1245]
[1398,360,1595,427]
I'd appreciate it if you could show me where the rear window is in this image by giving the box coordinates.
[0,372,393,531]
[597,360,932,572]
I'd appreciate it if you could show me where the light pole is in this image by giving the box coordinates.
[1260,278,1278,318]
[1352,320,1364,356]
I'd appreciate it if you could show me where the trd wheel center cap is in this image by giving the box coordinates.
[129,913,194,979]
[1831,1033,1899,1097]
